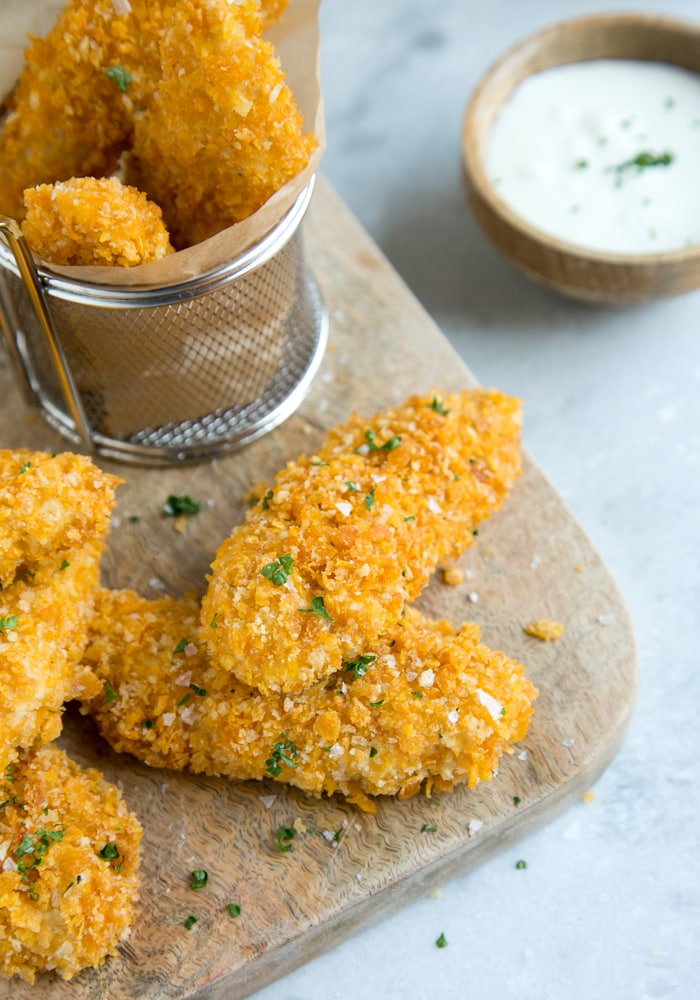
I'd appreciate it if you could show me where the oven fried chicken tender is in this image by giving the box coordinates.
[84,589,537,812]
[0,744,142,983]
[0,450,120,771]
[201,389,522,694]
[22,177,174,267]
[129,0,317,247]
[0,0,173,221]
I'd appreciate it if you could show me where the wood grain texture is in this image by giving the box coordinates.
[0,178,637,999]
[462,12,700,304]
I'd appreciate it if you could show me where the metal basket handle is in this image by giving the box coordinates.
[0,215,92,450]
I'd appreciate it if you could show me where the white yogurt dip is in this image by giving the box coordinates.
[486,59,700,254]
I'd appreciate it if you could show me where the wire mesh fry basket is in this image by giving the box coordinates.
[0,180,327,465]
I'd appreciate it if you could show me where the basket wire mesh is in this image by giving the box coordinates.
[0,181,327,464]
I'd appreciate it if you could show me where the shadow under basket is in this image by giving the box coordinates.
[0,181,328,465]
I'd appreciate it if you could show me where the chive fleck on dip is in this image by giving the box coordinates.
[486,60,700,254]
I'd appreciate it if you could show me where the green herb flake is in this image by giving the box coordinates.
[436,932,448,948]
[59,559,70,571]
[189,683,206,697]
[261,489,274,510]
[574,158,589,169]
[265,734,298,778]
[276,825,296,852]
[105,64,132,93]
[411,690,424,699]
[143,719,154,729]
[227,903,242,918]
[99,843,119,861]
[362,429,402,452]
[370,699,384,708]
[173,638,188,654]
[260,553,294,586]
[298,596,332,620]
[343,653,376,681]
[189,869,208,890]
[0,615,19,633]
[429,396,450,415]
[612,150,674,174]
[209,613,218,628]
[184,915,198,930]
[369,746,378,758]
[404,514,416,522]
[364,487,375,511]
[421,824,437,833]
[345,481,358,492]
[104,681,117,706]
[513,796,522,806]
[163,494,201,517]
[128,514,140,523]
[515,859,528,870]
[177,693,191,707]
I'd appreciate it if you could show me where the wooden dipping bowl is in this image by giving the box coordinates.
[462,12,700,304]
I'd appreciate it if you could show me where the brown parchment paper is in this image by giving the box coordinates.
[0,0,325,287]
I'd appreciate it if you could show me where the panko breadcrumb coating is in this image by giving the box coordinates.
[22,176,174,267]
[0,744,142,983]
[84,589,537,812]
[1,545,104,773]
[0,0,173,220]
[201,389,522,694]
[129,0,317,247]
[0,449,120,590]
[260,0,291,29]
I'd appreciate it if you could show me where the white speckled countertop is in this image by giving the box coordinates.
[254,2,700,998]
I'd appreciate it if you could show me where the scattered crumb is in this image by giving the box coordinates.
[529,555,541,570]
[467,819,483,837]
[173,515,188,534]
[524,618,565,641]
[292,817,306,835]
[430,887,443,899]
[441,564,465,586]
[467,591,479,604]
[574,564,583,573]
[582,791,595,804]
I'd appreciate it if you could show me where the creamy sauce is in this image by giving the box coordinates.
[486,60,700,254]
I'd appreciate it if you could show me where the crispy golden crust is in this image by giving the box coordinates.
[0,745,142,983]
[129,0,317,247]
[200,389,522,694]
[0,544,104,773]
[84,588,537,812]
[0,449,120,589]
[22,176,173,267]
[0,0,173,220]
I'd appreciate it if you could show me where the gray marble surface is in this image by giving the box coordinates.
[254,1,700,998]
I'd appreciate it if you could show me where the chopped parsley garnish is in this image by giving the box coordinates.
[260,553,294,586]
[515,859,528,870]
[18,461,31,473]
[369,699,384,708]
[173,638,188,654]
[345,481,358,492]
[59,559,70,571]
[227,903,242,918]
[298,596,332,619]
[369,747,378,758]
[429,396,450,415]
[261,489,274,510]
[513,796,522,806]
[343,653,376,681]
[163,494,201,516]
[612,150,674,174]
[106,65,133,93]
[184,915,198,930]
[104,681,117,706]
[436,932,448,948]
[362,429,402,452]
[189,683,206,697]
[411,690,424,698]
[0,615,19,633]
[421,824,437,833]
[276,825,296,852]
[0,796,17,810]
[265,734,298,777]
[189,869,208,889]
[15,825,66,885]
[177,693,190,707]
[364,487,375,511]
[143,719,154,729]
[209,613,218,628]
[98,843,119,861]
[404,514,416,522]
[574,159,588,170]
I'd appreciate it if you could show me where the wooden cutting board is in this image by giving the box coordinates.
[0,178,637,999]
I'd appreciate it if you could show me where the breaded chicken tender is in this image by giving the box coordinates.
[1,546,105,774]
[84,589,537,812]
[22,176,173,267]
[0,449,119,771]
[129,0,317,247]
[0,0,173,220]
[201,389,522,694]
[0,449,120,590]
[0,744,141,983]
